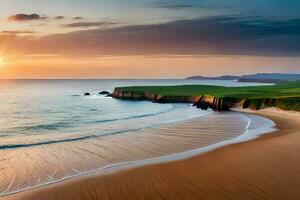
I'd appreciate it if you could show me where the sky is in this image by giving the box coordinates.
[0,0,300,78]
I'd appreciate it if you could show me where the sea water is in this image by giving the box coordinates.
[0,79,274,195]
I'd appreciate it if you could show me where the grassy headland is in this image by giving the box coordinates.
[112,82,300,111]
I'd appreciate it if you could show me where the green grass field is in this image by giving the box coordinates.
[115,82,300,111]
[116,82,300,98]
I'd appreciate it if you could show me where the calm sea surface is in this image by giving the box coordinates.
[0,79,274,195]
[0,79,268,149]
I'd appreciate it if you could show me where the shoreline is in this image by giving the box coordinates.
[0,111,273,197]
[0,109,264,197]
[4,108,299,200]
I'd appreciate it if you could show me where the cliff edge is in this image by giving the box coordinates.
[111,83,300,112]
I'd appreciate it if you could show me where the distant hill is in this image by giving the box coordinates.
[186,75,239,80]
[186,73,300,83]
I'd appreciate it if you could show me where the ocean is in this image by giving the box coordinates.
[0,79,275,195]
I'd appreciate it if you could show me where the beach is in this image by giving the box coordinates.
[0,80,276,196]
[3,108,299,200]
[1,0,299,199]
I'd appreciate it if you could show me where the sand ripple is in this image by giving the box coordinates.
[0,112,265,196]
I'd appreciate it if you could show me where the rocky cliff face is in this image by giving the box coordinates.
[112,88,299,112]
[193,96,244,111]
[112,88,300,111]
[112,88,244,111]
[112,88,200,103]
[242,98,299,111]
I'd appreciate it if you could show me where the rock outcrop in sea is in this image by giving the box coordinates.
[99,91,110,95]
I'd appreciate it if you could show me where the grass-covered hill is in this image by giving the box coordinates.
[113,82,300,111]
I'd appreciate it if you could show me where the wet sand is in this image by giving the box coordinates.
[0,112,256,196]
[4,109,300,200]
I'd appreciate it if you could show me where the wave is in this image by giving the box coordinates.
[0,106,186,150]
[0,113,277,197]
[21,122,72,131]
[90,106,173,124]
[0,122,174,150]
[0,133,100,150]
[0,106,208,150]
[4,106,173,134]
[1,121,75,134]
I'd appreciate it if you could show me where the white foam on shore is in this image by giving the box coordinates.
[1,111,277,197]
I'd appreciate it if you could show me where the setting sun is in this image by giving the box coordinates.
[0,57,6,66]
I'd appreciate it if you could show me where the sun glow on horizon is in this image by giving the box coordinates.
[0,57,6,66]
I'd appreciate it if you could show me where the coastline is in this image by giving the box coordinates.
[112,83,300,112]
[0,109,263,196]
[4,108,299,200]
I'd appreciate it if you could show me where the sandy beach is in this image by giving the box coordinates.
[1,0,299,199]
[3,108,300,200]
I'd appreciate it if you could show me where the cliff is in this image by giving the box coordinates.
[112,88,200,103]
[112,87,300,112]
[112,88,242,111]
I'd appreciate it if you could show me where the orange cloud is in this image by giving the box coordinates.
[2,16,300,57]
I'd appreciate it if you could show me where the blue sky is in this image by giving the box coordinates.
[1,0,300,19]
[2,0,300,33]
[1,0,300,35]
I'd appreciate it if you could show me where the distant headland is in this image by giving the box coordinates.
[185,73,300,83]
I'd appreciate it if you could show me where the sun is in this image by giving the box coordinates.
[0,57,6,66]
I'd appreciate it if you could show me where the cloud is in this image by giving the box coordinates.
[55,16,65,20]
[2,16,300,57]
[31,23,47,27]
[1,30,36,35]
[73,17,84,20]
[8,14,47,21]
[148,1,216,10]
[62,21,116,28]
[150,2,195,9]
[149,1,300,18]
